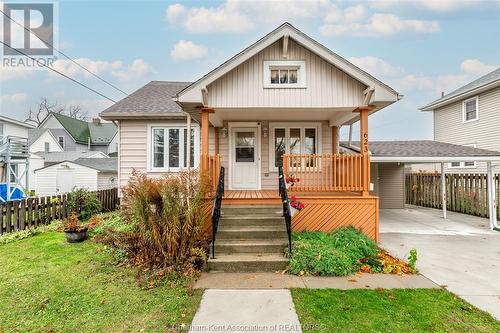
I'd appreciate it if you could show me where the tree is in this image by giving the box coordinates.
[26,97,88,126]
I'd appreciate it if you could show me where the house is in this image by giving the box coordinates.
[34,157,118,196]
[0,115,34,201]
[421,68,500,173]
[38,113,118,155]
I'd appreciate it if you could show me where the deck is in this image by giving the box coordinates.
[222,189,363,205]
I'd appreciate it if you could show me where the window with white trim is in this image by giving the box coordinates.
[58,136,64,149]
[463,96,478,122]
[150,125,199,171]
[449,144,477,168]
[263,60,306,88]
[269,123,320,171]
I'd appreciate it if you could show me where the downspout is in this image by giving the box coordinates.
[487,161,500,231]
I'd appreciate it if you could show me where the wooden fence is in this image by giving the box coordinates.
[1,188,119,234]
[405,173,500,218]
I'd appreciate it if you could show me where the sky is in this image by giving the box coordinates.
[1,0,499,141]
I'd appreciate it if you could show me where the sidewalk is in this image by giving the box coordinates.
[194,272,439,289]
[188,289,302,333]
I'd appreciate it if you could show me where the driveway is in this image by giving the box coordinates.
[380,206,500,320]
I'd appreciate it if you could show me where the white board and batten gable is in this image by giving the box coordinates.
[176,23,400,127]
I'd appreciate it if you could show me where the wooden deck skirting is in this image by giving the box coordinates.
[216,190,379,241]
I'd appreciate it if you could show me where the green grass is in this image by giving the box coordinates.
[0,231,203,333]
[292,289,500,333]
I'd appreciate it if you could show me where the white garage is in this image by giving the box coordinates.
[34,158,117,196]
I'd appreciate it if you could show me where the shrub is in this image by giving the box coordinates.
[67,188,102,221]
[116,169,209,274]
[287,228,379,276]
[63,211,87,232]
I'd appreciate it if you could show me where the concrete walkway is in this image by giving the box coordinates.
[194,272,438,289]
[380,206,500,320]
[189,289,302,333]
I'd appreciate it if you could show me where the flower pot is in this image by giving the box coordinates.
[64,229,88,243]
[290,206,299,217]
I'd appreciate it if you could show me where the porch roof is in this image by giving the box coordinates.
[340,140,500,163]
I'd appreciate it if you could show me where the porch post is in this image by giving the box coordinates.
[441,162,447,219]
[200,108,213,173]
[486,161,498,230]
[359,108,370,196]
[332,126,339,154]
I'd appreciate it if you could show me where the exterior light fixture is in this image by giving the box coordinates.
[221,127,228,138]
[262,126,268,138]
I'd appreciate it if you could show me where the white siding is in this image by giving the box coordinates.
[97,172,118,190]
[34,162,98,196]
[207,39,366,108]
[434,86,500,173]
[29,131,63,153]
[2,121,30,138]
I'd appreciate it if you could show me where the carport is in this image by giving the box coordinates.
[341,140,500,231]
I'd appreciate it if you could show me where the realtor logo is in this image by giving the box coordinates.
[2,2,57,68]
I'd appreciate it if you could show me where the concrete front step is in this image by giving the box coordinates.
[219,216,284,227]
[215,239,288,254]
[208,253,289,272]
[222,205,282,217]
[217,226,288,239]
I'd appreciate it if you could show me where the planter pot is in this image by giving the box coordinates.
[64,229,88,243]
[290,206,299,217]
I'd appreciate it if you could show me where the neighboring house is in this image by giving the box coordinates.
[0,115,34,199]
[101,22,401,241]
[34,157,118,196]
[38,113,118,154]
[27,128,64,190]
[421,67,500,173]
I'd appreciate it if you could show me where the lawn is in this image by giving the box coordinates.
[0,231,203,332]
[292,289,500,333]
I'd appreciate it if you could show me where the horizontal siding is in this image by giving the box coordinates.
[35,162,98,196]
[29,131,63,153]
[377,163,405,209]
[207,38,366,108]
[434,86,500,173]
[98,172,118,190]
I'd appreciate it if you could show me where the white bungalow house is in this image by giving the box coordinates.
[100,23,500,270]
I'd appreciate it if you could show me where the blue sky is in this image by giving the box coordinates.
[1,0,499,140]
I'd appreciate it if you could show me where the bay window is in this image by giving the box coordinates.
[150,125,199,171]
[269,123,321,171]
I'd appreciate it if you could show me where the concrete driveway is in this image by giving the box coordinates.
[380,206,500,320]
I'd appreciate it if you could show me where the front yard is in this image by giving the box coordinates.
[292,289,500,333]
[0,231,202,332]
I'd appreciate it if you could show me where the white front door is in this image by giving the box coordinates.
[231,127,259,189]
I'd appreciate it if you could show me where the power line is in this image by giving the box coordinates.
[0,8,129,96]
[1,40,117,103]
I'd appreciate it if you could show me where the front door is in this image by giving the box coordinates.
[231,127,259,189]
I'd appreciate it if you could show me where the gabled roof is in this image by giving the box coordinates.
[28,128,62,148]
[177,22,399,105]
[0,115,35,128]
[44,113,117,145]
[421,68,500,111]
[34,150,108,163]
[341,140,500,162]
[34,157,117,173]
[100,81,191,119]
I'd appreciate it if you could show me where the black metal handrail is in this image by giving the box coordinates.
[278,165,292,256]
[211,166,225,259]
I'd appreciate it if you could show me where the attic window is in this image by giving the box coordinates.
[263,60,306,88]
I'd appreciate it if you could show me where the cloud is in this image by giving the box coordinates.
[370,0,479,12]
[170,40,208,61]
[0,67,33,81]
[460,59,498,76]
[348,56,404,77]
[0,92,28,103]
[321,12,439,37]
[166,3,186,23]
[49,58,153,82]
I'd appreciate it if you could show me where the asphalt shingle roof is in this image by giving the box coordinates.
[341,140,500,157]
[422,68,500,110]
[34,151,106,162]
[74,157,117,173]
[100,81,191,117]
[50,113,117,145]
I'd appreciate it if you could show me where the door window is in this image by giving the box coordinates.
[235,131,255,162]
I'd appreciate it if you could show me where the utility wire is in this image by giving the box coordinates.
[1,40,117,103]
[0,8,129,96]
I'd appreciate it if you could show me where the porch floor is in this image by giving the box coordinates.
[222,190,363,205]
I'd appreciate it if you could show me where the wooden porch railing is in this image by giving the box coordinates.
[282,153,370,193]
[200,154,221,193]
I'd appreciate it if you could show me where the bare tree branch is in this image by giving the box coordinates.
[26,97,87,125]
